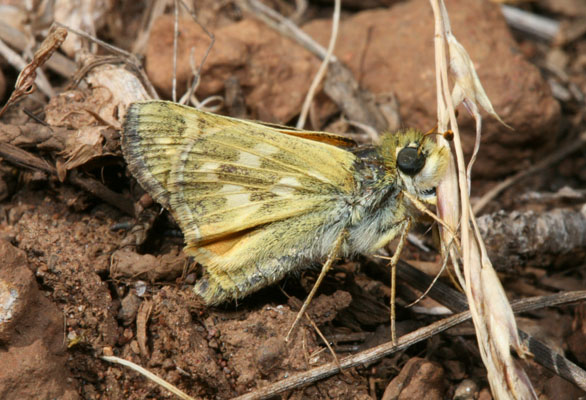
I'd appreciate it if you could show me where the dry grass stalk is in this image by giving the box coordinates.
[296,0,340,129]
[0,25,67,118]
[430,0,537,398]
[101,355,196,400]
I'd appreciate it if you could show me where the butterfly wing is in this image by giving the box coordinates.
[259,121,358,148]
[123,101,358,302]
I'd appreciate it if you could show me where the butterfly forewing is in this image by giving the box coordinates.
[122,101,357,246]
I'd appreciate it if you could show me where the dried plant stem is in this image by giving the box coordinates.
[176,0,216,107]
[500,5,559,42]
[0,21,76,77]
[242,0,387,132]
[172,0,179,102]
[238,311,470,400]
[296,0,340,129]
[395,262,586,392]
[233,291,586,400]
[0,142,134,216]
[55,21,159,99]
[101,355,196,400]
[430,0,536,398]
[473,132,586,214]
[306,315,341,370]
[0,38,54,98]
[243,0,335,62]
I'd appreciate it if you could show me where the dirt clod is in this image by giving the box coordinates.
[382,357,446,400]
[0,240,78,400]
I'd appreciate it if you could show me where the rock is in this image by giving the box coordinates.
[256,336,286,375]
[145,15,319,122]
[146,1,559,179]
[0,240,78,400]
[382,357,445,400]
[302,0,560,179]
[567,303,586,365]
[454,378,480,400]
[110,248,186,282]
[543,374,586,399]
[118,292,141,326]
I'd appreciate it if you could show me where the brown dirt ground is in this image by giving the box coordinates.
[0,1,585,399]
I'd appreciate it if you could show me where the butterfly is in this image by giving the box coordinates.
[122,100,449,313]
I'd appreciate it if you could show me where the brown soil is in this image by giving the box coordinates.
[0,1,585,399]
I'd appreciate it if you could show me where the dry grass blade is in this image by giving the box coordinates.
[0,25,67,118]
[241,0,388,132]
[101,355,196,400]
[175,0,216,107]
[296,0,340,129]
[430,0,536,398]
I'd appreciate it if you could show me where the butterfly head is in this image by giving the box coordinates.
[380,129,450,204]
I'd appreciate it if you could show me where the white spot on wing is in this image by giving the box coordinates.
[200,162,220,171]
[271,176,301,196]
[220,184,251,208]
[311,171,330,183]
[254,142,279,155]
[198,161,219,180]
[238,151,261,168]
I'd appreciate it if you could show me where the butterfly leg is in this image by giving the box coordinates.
[285,229,346,342]
[389,218,411,345]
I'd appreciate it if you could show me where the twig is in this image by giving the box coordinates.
[477,207,586,270]
[323,62,388,132]
[236,312,470,400]
[55,21,132,58]
[291,0,308,24]
[500,5,559,42]
[68,171,135,216]
[54,21,159,99]
[243,0,335,62]
[233,290,586,400]
[131,0,170,55]
[101,355,196,400]
[172,0,179,102]
[0,141,56,173]
[306,315,341,370]
[0,142,135,216]
[344,118,380,144]
[242,0,388,132]
[0,26,66,114]
[473,132,586,214]
[176,0,216,107]
[296,0,340,129]
[0,20,76,78]
[404,240,453,308]
[395,261,586,392]
[68,55,125,89]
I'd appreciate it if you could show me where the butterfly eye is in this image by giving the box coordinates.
[397,147,426,176]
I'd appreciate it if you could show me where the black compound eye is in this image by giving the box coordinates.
[397,147,426,176]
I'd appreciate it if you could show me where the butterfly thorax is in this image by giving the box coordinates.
[341,147,408,255]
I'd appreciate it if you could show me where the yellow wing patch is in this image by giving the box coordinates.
[122,100,357,248]
[188,207,338,304]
